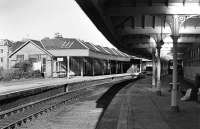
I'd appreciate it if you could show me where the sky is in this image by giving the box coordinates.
[0,0,115,48]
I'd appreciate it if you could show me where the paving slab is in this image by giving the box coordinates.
[96,76,200,129]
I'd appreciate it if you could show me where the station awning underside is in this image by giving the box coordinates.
[75,0,200,60]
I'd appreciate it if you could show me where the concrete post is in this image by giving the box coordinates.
[156,43,162,96]
[51,58,53,77]
[139,59,142,73]
[67,56,70,78]
[80,58,84,77]
[92,58,95,76]
[171,35,179,111]
[152,48,156,90]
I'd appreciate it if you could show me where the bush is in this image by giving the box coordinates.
[0,69,43,81]
[0,60,45,81]
[0,69,15,81]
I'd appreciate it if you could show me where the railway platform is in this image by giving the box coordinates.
[95,76,200,129]
[20,75,200,129]
[0,73,131,96]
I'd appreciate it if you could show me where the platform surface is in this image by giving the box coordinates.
[14,77,200,129]
[19,75,200,129]
[95,76,200,129]
[0,73,131,96]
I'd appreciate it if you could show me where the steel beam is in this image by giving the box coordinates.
[108,5,200,16]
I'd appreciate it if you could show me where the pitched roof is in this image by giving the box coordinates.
[9,37,131,60]
[41,38,87,50]
[95,45,110,55]
[30,40,44,49]
[81,41,98,52]
[10,41,26,52]
[120,51,130,58]
[111,48,124,57]
[9,40,52,57]
[103,47,118,56]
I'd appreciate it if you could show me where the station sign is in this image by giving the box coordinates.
[57,57,64,61]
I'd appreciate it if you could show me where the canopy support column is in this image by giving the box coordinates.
[139,59,142,73]
[156,42,162,96]
[67,56,70,78]
[171,35,179,112]
[92,58,95,76]
[152,48,156,90]
[167,15,189,112]
[80,58,84,77]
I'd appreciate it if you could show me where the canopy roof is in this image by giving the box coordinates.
[75,0,200,60]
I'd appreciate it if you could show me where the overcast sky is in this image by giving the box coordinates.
[0,0,114,47]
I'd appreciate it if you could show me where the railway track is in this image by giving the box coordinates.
[0,77,133,129]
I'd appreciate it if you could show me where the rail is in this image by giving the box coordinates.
[0,74,134,129]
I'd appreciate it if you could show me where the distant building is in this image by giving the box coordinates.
[9,38,130,78]
[0,39,13,69]
[9,40,52,77]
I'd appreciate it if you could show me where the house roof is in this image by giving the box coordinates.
[10,41,26,52]
[30,40,45,49]
[41,38,87,50]
[9,37,131,61]
[11,40,45,52]
[9,40,52,57]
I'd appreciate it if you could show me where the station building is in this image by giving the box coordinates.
[9,37,131,78]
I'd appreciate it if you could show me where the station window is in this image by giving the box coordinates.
[28,54,41,63]
[16,55,24,62]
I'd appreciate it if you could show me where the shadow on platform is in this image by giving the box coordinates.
[95,79,135,129]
